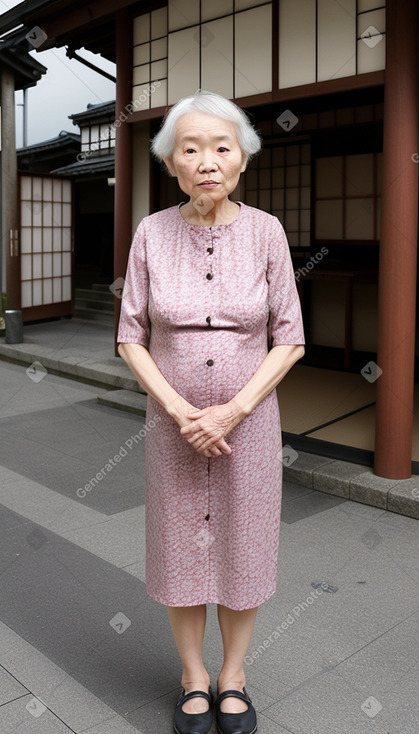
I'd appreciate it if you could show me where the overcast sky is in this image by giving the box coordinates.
[2,0,116,147]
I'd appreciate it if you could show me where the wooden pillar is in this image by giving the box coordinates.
[374,0,419,478]
[114,8,133,353]
[1,67,20,308]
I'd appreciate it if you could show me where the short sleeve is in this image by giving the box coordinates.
[266,218,305,350]
[117,220,151,348]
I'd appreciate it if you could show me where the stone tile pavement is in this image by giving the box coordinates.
[0,357,418,733]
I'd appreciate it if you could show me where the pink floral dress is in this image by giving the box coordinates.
[117,202,304,610]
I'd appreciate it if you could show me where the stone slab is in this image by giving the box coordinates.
[98,389,148,416]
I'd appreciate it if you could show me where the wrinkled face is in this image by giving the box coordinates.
[164,112,247,205]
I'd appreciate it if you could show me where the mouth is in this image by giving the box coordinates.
[198,180,219,188]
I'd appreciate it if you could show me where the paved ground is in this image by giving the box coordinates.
[0,358,418,733]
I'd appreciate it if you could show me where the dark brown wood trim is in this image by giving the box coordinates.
[114,8,133,353]
[22,301,72,323]
[374,0,419,478]
[127,72,385,124]
[41,0,132,39]
[272,0,279,92]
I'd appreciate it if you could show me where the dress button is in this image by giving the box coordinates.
[206,272,213,280]
[206,316,211,326]
[207,247,213,254]
[206,359,214,366]
[205,514,210,521]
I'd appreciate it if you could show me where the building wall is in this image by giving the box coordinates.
[132,0,386,110]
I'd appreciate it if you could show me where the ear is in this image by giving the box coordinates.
[240,155,247,174]
[163,156,176,177]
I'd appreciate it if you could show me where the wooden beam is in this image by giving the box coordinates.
[374,0,419,478]
[113,7,133,355]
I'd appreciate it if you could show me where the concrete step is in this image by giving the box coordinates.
[91,283,113,293]
[74,295,114,311]
[97,389,147,416]
[73,306,114,325]
[75,288,114,305]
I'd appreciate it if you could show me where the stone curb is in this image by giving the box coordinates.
[0,341,141,391]
[283,451,419,520]
[1,340,418,521]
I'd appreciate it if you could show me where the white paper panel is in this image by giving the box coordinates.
[357,8,386,36]
[316,157,343,197]
[32,254,42,279]
[32,202,42,226]
[201,0,233,22]
[168,0,199,31]
[346,198,374,239]
[134,43,150,66]
[53,229,62,251]
[286,188,299,209]
[151,7,167,39]
[150,79,167,108]
[33,279,43,306]
[32,177,42,199]
[151,59,167,80]
[53,203,62,226]
[62,252,72,276]
[201,17,233,99]
[33,228,42,252]
[53,253,62,276]
[21,281,32,308]
[62,180,71,203]
[301,210,311,231]
[43,279,52,305]
[43,228,52,251]
[134,14,150,45]
[272,189,284,209]
[346,154,374,196]
[316,200,343,238]
[53,278,61,303]
[21,255,32,280]
[43,254,52,277]
[132,84,151,111]
[279,0,316,88]
[168,27,200,105]
[151,37,167,61]
[318,0,356,81]
[43,202,52,226]
[286,210,299,230]
[357,35,385,74]
[133,64,150,86]
[235,0,268,9]
[358,0,385,10]
[63,203,72,227]
[21,203,31,227]
[301,187,311,208]
[235,5,272,97]
[62,228,72,251]
[21,229,31,253]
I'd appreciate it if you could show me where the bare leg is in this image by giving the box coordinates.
[167,604,211,714]
[217,604,258,714]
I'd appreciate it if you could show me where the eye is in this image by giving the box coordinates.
[218,147,229,153]
[185,148,195,154]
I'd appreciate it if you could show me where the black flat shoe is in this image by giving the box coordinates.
[215,686,257,734]
[173,686,214,734]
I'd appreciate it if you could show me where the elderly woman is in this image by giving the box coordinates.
[117,89,305,734]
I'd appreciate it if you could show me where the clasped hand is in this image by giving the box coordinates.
[179,400,244,458]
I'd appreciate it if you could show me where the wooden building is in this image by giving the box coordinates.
[0,0,417,479]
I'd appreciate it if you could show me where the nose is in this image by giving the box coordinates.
[198,150,218,172]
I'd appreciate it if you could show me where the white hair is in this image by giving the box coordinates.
[150,89,262,163]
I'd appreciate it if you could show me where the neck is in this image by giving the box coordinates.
[180,197,240,226]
